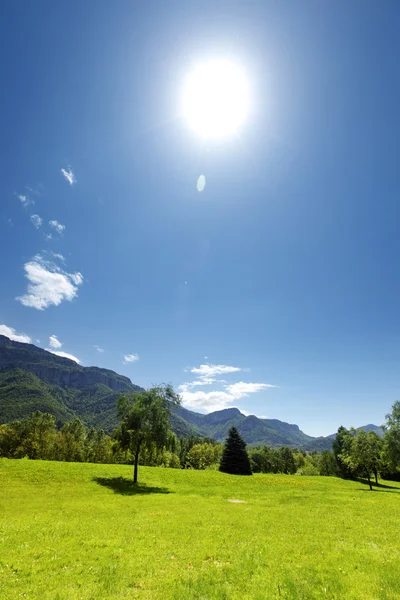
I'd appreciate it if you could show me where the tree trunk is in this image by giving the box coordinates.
[133,442,141,483]
[374,469,378,485]
[367,473,372,491]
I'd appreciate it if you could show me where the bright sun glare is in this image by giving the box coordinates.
[182,59,250,140]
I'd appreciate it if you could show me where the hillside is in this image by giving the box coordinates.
[0,335,142,430]
[0,336,380,449]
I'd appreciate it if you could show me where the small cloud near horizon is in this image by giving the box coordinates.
[46,348,80,364]
[49,335,62,349]
[123,353,139,364]
[179,362,277,412]
[0,324,31,344]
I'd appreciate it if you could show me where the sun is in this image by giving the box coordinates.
[182,59,250,140]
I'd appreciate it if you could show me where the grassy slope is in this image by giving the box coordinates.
[0,460,399,600]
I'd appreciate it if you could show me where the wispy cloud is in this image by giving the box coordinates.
[16,254,84,310]
[48,334,62,349]
[17,193,34,208]
[25,185,42,197]
[49,220,65,234]
[123,353,139,364]
[30,214,43,229]
[46,349,80,364]
[61,167,76,186]
[191,364,241,377]
[51,252,65,262]
[94,345,104,353]
[225,382,276,397]
[44,233,53,241]
[0,324,31,344]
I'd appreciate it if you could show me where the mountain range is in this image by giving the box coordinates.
[0,335,383,450]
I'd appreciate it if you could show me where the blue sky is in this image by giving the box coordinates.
[1,1,400,436]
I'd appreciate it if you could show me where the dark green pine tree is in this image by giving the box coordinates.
[219,426,252,475]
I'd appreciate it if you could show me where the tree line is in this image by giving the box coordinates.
[1,383,399,488]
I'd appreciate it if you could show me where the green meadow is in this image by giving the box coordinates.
[1,459,399,600]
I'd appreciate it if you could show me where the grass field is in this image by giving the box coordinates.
[0,459,399,599]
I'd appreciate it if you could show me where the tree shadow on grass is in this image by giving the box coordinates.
[93,476,172,496]
[357,479,400,493]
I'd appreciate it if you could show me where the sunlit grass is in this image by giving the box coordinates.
[1,459,399,599]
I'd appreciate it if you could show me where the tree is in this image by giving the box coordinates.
[60,418,86,462]
[319,450,338,476]
[278,446,296,474]
[332,426,354,478]
[219,427,252,475]
[186,442,220,470]
[345,430,382,490]
[382,401,400,474]
[116,384,181,483]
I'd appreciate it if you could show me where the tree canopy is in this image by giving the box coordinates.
[116,384,181,482]
[344,430,382,490]
[219,426,252,475]
[382,401,400,474]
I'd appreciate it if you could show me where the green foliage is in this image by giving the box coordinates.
[0,411,115,464]
[344,430,383,490]
[115,384,181,482]
[185,442,221,470]
[319,450,339,476]
[332,426,355,478]
[0,411,57,459]
[0,369,75,424]
[219,426,252,475]
[382,401,400,475]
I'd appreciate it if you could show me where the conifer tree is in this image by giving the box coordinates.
[219,426,252,475]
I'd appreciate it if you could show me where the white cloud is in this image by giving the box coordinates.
[123,353,139,364]
[61,167,76,185]
[180,377,276,413]
[45,349,80,363]
[70,272,83,285]
[44,233,53,241]
[30,214,43,229]
[49,335,62,349]
[180,390,235,412]
[191,364,241,377]
[0,324,31,344]
[17,194,34,208]
[180,362,276,412]
[16,255,84,310]
[49,220,66,234]
[94,345,104,353]
[225,382,276,398]
[51,252,65,262]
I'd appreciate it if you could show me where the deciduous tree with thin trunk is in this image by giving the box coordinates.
[345,430,382,490]
[116,384,181,483]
